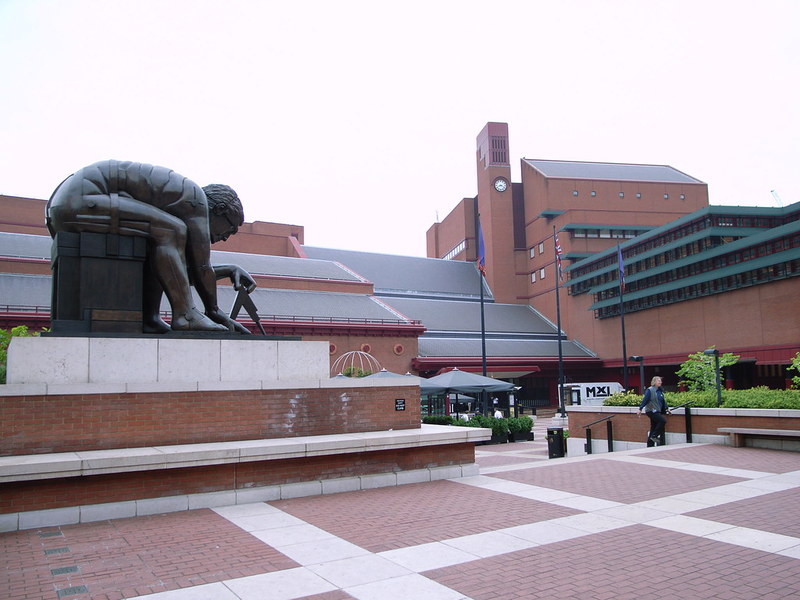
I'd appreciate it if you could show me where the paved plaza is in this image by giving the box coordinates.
[3,418,800,600]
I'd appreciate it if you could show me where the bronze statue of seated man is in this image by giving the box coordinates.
[46,160,256,333]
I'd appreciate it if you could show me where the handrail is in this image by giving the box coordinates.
[668,400,696,411]
[583,414,615,428]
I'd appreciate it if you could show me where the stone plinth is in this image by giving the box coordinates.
[6,337,329,385]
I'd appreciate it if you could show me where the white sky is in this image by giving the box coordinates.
[1,0,797,257]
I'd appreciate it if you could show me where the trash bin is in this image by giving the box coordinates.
[546,427,565,458]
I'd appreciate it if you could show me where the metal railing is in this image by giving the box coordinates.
[667,400,697,443]
[583,414,615,454]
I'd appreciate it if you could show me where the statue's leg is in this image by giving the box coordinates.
[115,198,225,332]
[142,261,170,333]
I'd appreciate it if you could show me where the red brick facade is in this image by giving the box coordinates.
[0,384,421,455]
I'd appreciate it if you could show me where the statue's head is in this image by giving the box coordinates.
[203,184,244,226]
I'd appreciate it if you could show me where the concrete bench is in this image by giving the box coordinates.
[717,427,800,448]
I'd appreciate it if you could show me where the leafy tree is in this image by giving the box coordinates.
[675,347,739,392]
[788,352,800,390]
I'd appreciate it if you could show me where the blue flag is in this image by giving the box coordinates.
[617,245,625,293]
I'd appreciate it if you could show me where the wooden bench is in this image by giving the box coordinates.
[717,427,800,448]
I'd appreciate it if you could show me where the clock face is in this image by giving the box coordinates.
[494,178,508,192]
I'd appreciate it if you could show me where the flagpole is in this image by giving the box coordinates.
[554,226,566,417]
[618,244,629,391]
[477,214,488,414]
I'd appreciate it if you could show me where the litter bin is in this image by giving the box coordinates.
[546,427,565,459]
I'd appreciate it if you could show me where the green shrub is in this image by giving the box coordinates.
[508,416,533,433]
[604,388,800,410]
[422,415,455,425]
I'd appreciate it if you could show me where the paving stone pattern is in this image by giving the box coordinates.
[1,417,799,600]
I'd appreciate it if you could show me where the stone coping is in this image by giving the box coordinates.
[0,376,419,397]
[0,424,490,483]
[566,405,800,418]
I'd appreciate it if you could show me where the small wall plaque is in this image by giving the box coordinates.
[395,398,406,411]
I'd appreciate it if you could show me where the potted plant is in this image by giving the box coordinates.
[508,416,534,442]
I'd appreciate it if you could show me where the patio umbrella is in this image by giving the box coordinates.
[424,367,515,394]
[364,369,446,395]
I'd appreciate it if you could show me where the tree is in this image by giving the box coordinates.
[788,352,800,390]
[675,347,740,392]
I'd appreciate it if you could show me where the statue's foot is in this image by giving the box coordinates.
[171,309,227,332]
[143,316,171,334]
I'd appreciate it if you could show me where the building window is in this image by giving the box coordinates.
[540,268,546,279]
[591,191,597,197]
[539,242,545,253]
[663,193,669,199]
[619,192,625,198]
[572,190,578,196]
[636,193,642,199]
[531,272,536,283]
[680,194,686,200]
[530,247,535,259]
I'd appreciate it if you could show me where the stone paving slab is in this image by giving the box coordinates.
[2,420,799,600]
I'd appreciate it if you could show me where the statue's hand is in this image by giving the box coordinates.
[207,308,251,334]
[230,267,256,293]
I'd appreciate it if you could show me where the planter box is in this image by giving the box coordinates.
[509,432,534,442]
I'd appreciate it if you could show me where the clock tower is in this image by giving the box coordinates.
[475,122,517,303]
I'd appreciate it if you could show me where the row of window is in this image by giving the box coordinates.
[442,240,466,261]
[572,229,641,239]
[570,212,791,281]
[573,232,800,298]
[595,259,800,319]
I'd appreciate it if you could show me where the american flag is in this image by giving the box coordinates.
[555,232,564,281]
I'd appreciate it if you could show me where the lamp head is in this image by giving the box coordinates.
[703,348,719,356]
[629,355,643,362]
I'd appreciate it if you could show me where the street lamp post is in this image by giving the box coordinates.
[703,348,722,406]
[629,356,645,393]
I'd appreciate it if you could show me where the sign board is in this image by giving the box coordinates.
[561,382,624,406]
[395,398,406,411]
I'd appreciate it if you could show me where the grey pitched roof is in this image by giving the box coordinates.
[418,337,593,358]
[0,232,51,259]
[0,272,409,323]
[523,159,703,184]
[383,297,555,334]
[304,246,491,300]
[211,250,363,282]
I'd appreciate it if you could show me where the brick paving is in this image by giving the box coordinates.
[2,418,799,600]
[491,458,748,503]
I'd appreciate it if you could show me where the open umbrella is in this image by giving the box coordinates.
[424,367,515,394]
[365,368,446,395]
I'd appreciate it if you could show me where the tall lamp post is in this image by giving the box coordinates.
[703,348,722,406]
[629,356,645,393]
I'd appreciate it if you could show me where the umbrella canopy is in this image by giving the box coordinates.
[364,369,446,395]
[424,368,515,394]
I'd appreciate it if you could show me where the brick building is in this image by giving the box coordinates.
[1,123,798,409]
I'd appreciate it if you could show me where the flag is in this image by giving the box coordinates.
[617,245,625,293]
[476,219,486,274]
[554,232,564,281]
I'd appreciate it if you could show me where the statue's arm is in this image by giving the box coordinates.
[213,264,257,293]
[185,216,249,333]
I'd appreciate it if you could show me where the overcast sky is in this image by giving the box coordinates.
[1,0,797,257]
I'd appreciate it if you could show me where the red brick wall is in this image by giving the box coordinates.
[0,444,474,514]
[568,410,800,442]
[0,385,421,455]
